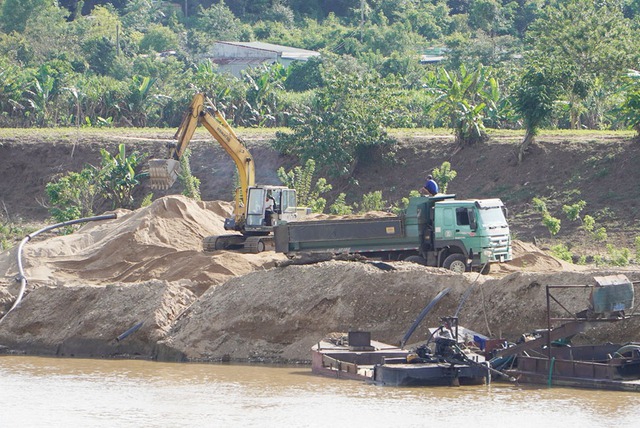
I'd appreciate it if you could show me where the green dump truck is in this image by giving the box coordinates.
[273,194,512,274]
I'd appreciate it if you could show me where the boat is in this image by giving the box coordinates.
[490,274,640,392]
[311,318,491,387]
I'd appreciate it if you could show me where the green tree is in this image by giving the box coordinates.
[0,0,49,33]
[273,54,397,177]
[139,24,179,53]
[515,59,570,163]
[527,0,639,129]
[187,3,251,53]
[358,191,386,213]
[427,64,495,147]
[432,161,457,193]
[178,148,201,200]
[45,167,101,223]
[620,70,640,137]
[277,159,331,213]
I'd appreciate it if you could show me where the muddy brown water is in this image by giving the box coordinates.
[2,356,639,427]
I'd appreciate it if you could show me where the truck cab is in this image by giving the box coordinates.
[428,197,512,272]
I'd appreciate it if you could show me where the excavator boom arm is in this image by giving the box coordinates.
[150,93,255,205]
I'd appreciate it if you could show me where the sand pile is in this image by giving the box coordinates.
[492,239,585,275]
[0,195,637,363]
[0,195,285,291]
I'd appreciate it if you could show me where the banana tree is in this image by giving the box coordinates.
[98,143,147,209]
[123,75,157,127]
[427,65,492,146]
[25,74,55,126]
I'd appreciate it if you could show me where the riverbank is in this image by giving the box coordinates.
[1,195,638,363]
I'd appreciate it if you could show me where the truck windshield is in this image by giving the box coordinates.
[478,207,507,227]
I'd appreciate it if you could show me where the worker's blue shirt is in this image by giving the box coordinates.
[425,179,439,195]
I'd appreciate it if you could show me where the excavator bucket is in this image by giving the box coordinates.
[149,159,181,190]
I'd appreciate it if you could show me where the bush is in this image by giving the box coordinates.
[358,191,386,213]
[45,167,100,223]
[328,193,353,215]
[550,244,573,263]
[98,144,147,209]
[277,159,331,213]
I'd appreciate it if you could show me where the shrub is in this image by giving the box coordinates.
[178,148,201,201]
[550,244,573,263]
[328,193,353,215]
[277,159,331,213]
[432,161,457,193]
[358,191,386,213]
[45,167,100,223]
[562,200,586,221]
[98,144,147,209]
[542,212,561,236]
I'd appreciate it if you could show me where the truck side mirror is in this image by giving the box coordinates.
[502,207,508,219]
[468,209,477,231]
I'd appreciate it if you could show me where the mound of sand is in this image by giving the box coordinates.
[1,195,636,363]
[0,195,285,292]
[492,239,585,275]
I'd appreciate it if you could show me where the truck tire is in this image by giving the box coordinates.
[443,253,469,273]
[404,255,426,265]
[478,263,491,275]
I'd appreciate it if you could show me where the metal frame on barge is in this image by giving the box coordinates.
[491,275,640,392]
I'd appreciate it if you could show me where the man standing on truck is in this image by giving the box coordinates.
[420,175,439,196]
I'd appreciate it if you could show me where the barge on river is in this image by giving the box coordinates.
[312,323,490,387]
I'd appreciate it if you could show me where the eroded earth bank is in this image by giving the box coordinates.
[1,195,638,364]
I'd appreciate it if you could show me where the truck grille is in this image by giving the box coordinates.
[488,235,511,260]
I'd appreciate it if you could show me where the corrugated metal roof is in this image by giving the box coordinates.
[215,41,320,59]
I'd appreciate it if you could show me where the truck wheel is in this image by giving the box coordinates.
[478,263,491,275]
[404,255,426,265]
[443,254,468,273]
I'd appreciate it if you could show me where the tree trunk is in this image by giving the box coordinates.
[518,129,535,164]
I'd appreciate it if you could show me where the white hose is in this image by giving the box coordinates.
[0,214,117,324]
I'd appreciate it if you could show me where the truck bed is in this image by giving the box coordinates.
[274,217,421,255]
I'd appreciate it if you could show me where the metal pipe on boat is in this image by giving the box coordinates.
[0,213,118,325]
[547,357,556,387]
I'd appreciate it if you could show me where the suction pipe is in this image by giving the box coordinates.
[0,214,117,325]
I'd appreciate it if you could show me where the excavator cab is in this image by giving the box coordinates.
[243,186,298,230]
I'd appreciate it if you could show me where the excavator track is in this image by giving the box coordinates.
[242,236,274,254]
[203,234,274,253]
[203,234,246,252]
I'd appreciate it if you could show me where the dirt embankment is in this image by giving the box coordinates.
[0,195,638,363]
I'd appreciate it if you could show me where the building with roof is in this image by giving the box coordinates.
[206,41,321,77]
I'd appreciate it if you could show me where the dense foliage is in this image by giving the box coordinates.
[0,0,639,173]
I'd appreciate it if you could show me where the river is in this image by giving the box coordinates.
[1,356,639,427]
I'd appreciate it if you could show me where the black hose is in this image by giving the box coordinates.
[400,288,450,348]
[116,321,144,342]
[0,213,117,324]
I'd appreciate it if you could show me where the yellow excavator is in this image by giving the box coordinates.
[149,93,305,253]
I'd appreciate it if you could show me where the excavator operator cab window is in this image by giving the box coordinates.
[247,189,266,215]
